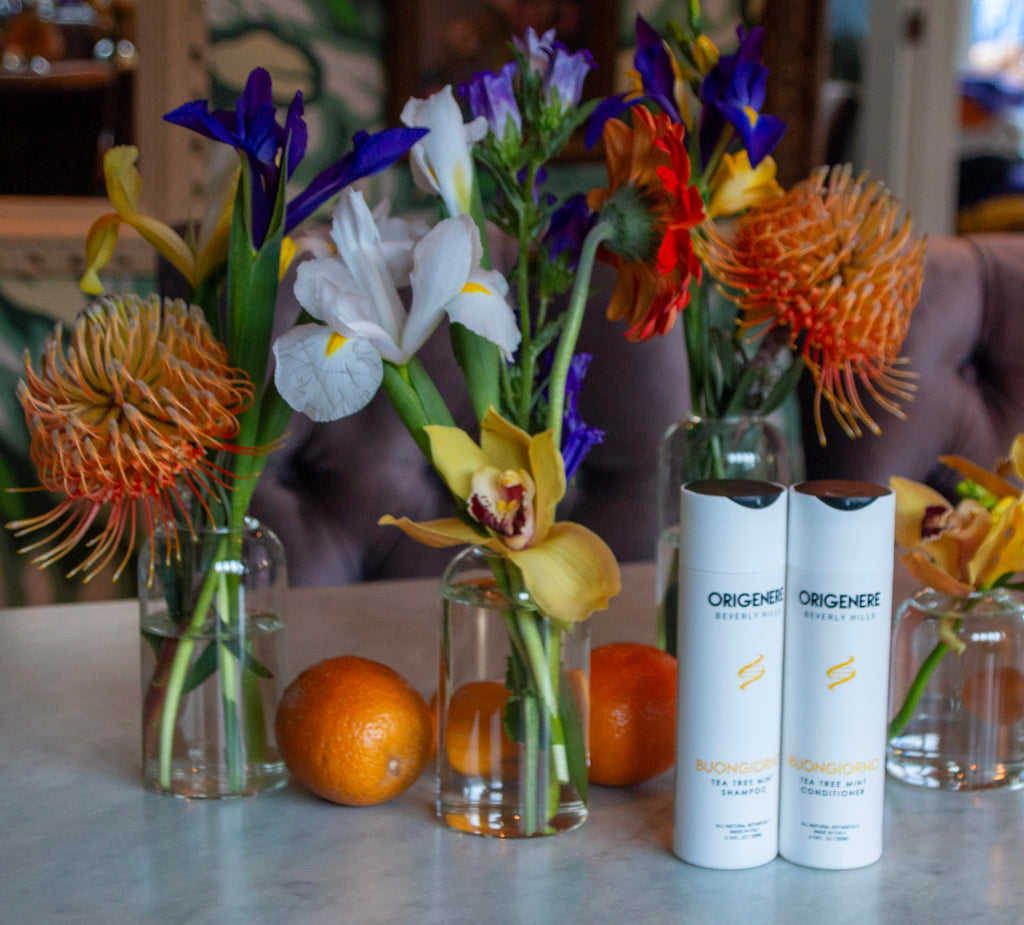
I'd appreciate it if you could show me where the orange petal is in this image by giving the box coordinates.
[939,454,1018,499]
[899,550,973,595]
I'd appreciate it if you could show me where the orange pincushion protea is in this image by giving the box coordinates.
[587,105,705,341]
[8,294,253,581]
[698,164,926,443]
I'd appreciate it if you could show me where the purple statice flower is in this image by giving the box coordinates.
[165,68,427,247]
[559,353,604,482]
[543,43,596,115]
[544,194,596,271]
[460,62,522,141]
[513,26,557,75]
[513,26,595,116]
[698,27,785,168]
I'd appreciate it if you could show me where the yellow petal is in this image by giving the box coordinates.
[940,454,1018,500]
[103,145,143,214]
[974,502,1024,588]
[707,151,783,219]
[377,514,484,548]
[424,425,491,501]
[479,407,531,473]
[890,476,949,548]
[80,213,122,294]
[507,522,620,623]
[194,162,240,283]
[194,221,231,285]
[102,144,196,286]
[278,236,297,281]
[1011,435,1024,482]
[527,427,565,538]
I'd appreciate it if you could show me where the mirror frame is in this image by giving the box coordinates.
[0,0,210,280]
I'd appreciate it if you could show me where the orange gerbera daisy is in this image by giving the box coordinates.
[587,105,705,341]
[698,164,926,443]
[8,294,253,581]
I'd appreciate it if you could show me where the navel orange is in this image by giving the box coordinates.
[444,680,516,777]
[275,655,433,806]
[589,641,678,786]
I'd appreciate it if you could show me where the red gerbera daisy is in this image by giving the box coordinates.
[587,105,706,341]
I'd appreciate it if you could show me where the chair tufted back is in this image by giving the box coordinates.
[250,262,693,586]
[801,234,1024,497]
[253,233,1024,587]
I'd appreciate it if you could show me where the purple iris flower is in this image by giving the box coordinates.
[585,15,677,148]
[543,43,596,115]
[633,15,681,122]
[460,62,522,140]
[545,195,596,271]
[558,353,604,482]
[698,26,785,168]
[713,63,787,168]
[165,68,427,247]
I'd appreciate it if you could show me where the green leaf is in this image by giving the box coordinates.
[450,322,501,421]
[181,635,274,696]
[182,641,218,693]
[722,362,760,416]
[382,362,431,459]
[407,356,455,427]
[758,355,805,417]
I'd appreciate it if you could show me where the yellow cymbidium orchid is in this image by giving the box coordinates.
[706,150,783,218]
[80,146,237,295]
[379,409,620,623]
[891,434,1024,594]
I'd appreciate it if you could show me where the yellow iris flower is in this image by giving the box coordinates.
[379,409,621,623]
[80,146,237,295]
[706,150,783,218]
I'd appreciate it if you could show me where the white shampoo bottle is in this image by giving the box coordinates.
[779,480,895,869]
[674,478,787,869]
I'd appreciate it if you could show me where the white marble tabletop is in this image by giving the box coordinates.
[1,562,1021,925]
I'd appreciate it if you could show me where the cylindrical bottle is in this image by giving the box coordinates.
[674,478,787,869]
[779,480,895,869]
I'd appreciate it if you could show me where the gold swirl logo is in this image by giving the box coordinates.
[827,656,856,689]
[738,654,765,689]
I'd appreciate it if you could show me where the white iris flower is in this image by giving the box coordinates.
[400,85,488,217]
[273,189,519,422]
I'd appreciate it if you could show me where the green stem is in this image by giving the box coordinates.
[156,534,229,788]
[888,615,963,740]
[217,543,244,793]
[493,558,576,835]
[545,220,614,446]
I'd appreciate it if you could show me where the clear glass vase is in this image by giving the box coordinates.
[438,545,590,837]
[887,587,1024,790]
[656,415,791,654]
[138,516,288,798]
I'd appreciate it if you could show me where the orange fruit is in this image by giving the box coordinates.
[444,680,516,777]
[589,642,677,786]
[963,666,1024,726]
[275,655,433,806]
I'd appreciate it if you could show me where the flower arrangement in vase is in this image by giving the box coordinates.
[605,8,928,652]
[7,69,427,797]
[888,437,1024,789]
